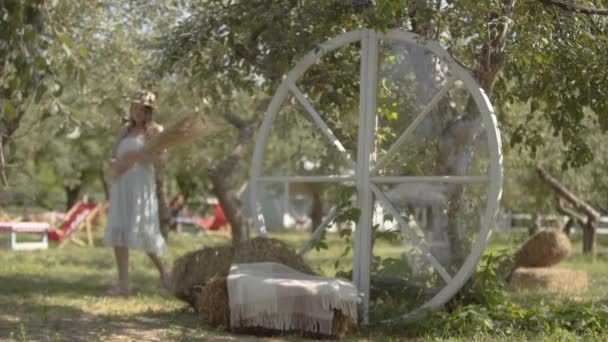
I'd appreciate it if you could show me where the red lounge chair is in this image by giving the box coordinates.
[197,204,228,231]
[49,202,98,248]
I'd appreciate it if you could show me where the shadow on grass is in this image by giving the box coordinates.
[0,303,215,342]
[0,274,107,297]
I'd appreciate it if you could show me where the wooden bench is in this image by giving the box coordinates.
[0,222,50,250]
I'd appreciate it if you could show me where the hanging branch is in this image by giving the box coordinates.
[536,167,600,219]
[535,0,608,16]
[0,136,8,187]
[537,167,600,253]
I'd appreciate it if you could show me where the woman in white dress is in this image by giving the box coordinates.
[104,91,171,296]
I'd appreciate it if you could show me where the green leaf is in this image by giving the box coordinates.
[34,56,47,70]
[58,34,74,48]
[78,47,88,59]
[3,101,17,121]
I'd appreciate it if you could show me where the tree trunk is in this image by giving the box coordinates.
[156,172,171,240]
[208,110,258,244]
[101,168,110,201]
[583,215,597,254]
[310,187,323,233]
[562,217,575,235]
[528,213,541,236]
[65,184,81,211]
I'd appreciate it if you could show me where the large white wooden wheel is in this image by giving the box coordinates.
[249,29,502,323]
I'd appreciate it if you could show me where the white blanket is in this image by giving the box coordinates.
[227,262,360,335]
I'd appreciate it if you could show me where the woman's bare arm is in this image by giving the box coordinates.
[108,126,141,177]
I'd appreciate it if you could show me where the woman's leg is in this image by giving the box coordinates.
[110,247,130,295]
[147,252,171,290]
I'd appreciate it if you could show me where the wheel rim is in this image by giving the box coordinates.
[248,29,503,323]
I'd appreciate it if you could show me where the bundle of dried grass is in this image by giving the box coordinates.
[172,238,314,308]
[194,275,355,339]
[509,267,588,292]
[194,277,230,327]
[171,245,234,305]
[144,115,214,153]
[514,229,572,268]
[232,238,314,274]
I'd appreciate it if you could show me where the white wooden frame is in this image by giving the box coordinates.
[248,29,503,324]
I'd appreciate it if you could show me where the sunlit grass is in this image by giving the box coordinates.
[1,226,608,340]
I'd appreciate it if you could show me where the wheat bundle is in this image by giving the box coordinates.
[194,277,230,327]
[171,237,314,308]
[171,245,234,306]
[194,275,355,339]
[144,115,212,153]
[514,229,572,268]
[509,267,588,292]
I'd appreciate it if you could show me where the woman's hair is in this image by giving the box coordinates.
[123,104,154,139]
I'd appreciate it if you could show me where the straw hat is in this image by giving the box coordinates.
[129,90,156,108]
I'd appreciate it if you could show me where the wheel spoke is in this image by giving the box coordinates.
[371,175,490,184]
[370,183,452,283]
[257,175,355,183]
[289,82,357,170]
[372,78,455,174]
[298,206,338,255]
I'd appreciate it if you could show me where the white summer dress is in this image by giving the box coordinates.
[104,135,166,254]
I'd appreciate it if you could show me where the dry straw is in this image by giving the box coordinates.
[171,238,314,308]
[514,229,572,268]
[172,237,356,338]
[194,276,355,338]
[509,267,588,292]
[144,114,215,153]
[194,277,230,327]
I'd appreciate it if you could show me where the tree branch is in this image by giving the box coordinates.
[537,167,601,219]
[535,0,608,15]
[0,136,8,187]
[555,195,586,223]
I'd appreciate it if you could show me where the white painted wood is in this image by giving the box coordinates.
[352,30,378,324]
[373,78,455,174]
[370,183,452,283]
[288,83,357,170]
[258,175,355,183]
[248,28,502,324]
[297,206,338,255]
[371,175,490,184]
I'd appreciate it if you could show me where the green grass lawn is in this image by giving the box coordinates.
[1,227,608,341]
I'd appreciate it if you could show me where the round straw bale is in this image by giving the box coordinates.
[193,276,355,339]
[232,237,314,275]
[194,277,229,327]
[514,229,572,268]
[509,267,588,292]
[171,245,233,304]
[172,237,314,307]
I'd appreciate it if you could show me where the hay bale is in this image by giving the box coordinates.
[194,277,229,327]
[171,245,233,304]
[509,267,588,292]
[514,229,572,268]
[172,237,314,307]
[232,238,314,274]
[194,276,355,339]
